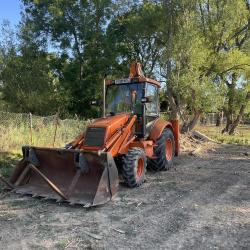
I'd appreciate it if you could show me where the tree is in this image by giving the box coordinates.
[1,0,249,130]
[106,2,163,77]
[0,49,60,115]
[0,21,60,115]
[158,0,250,132]
[21,0,113,117]
[157,0,222,131]
[196,0,250,134]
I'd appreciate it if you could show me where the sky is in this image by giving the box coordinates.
[0,0,22,26]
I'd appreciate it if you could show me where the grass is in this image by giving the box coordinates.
[0,120,89,154]
[0,117,89,181]
[196,124,250,145]
[55,239,69,250]
[0,152,21,190]
[0,152,21,178]
[0,115,249,183]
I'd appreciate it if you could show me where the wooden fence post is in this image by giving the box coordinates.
[29,112,33,145]
[52,113,59,147]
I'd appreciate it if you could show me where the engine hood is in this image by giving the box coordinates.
[90,113,130,129]
[83,113,130,149]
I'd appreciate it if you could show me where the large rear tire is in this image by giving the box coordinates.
[149,128,175,171]
[122,147,146,187]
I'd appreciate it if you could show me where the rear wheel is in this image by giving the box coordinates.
[149,128,175,171]
[122,147,146,187]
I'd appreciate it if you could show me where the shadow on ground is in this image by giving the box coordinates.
[0,152,21,179]
[0,144,249,249]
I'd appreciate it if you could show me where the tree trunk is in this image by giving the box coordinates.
[66,11,84,80]
[222,73,237,133]
[228,91,250,135]
[181,110,202,133]
[166,66,179,120]
[221,111,232,133]
[216,111,223,126]
[163,0,179,120]
[167,92,179,120]
[228,113,241,135]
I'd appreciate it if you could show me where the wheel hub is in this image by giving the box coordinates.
[165,139,173,161]
[136,158,144,179]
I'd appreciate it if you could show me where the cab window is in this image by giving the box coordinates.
[145,84,158,116]
[106,83,143,115]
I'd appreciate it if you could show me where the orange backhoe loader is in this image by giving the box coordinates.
[1,63,179,207]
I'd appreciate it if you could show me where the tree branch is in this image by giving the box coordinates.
[220,64,250,75]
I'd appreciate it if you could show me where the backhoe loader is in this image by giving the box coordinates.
[1,63,179,207]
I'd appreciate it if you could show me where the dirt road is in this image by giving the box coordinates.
[0,143,249,250]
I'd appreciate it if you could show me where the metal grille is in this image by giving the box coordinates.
[84,127,106,147]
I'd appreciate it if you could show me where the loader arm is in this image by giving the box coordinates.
[106,115,137,156]
[66,132,85,149]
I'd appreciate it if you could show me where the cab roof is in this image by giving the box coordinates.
[106,63,161,88]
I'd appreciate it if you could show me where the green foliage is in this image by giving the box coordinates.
[195,0,250,132]
[1,51,60,115]
[0,111,88,153]
[106,2,163,76]
[19,0,113,117]
[156,0,250,131]
[197,125,250,145]
[0,0,249,131]
[0,152,21,179]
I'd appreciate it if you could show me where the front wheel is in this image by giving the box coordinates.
[122,147,147,187]
[149,128,175,171]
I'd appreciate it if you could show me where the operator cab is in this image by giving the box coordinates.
[105,63,160,138]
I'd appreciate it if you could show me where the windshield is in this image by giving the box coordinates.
[106,83,143,115]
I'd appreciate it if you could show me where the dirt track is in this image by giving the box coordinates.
[0,143,249,250]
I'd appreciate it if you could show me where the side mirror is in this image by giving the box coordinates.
[141,96,154,103]
[90,100,102,106]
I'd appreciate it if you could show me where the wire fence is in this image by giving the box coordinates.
[160,112,227,125]
[0,111,90,153]
[0,111,249,153]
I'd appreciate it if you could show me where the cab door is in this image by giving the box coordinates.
[145,83,159,137]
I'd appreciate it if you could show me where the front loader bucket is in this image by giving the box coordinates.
[8,146,119,207]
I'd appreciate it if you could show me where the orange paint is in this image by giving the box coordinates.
[105,62,161,88]
[82,113,130,151]
[170,119,180,156]
[108,115,137,157]
[149,118,173,142]
[129,140,154,158]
